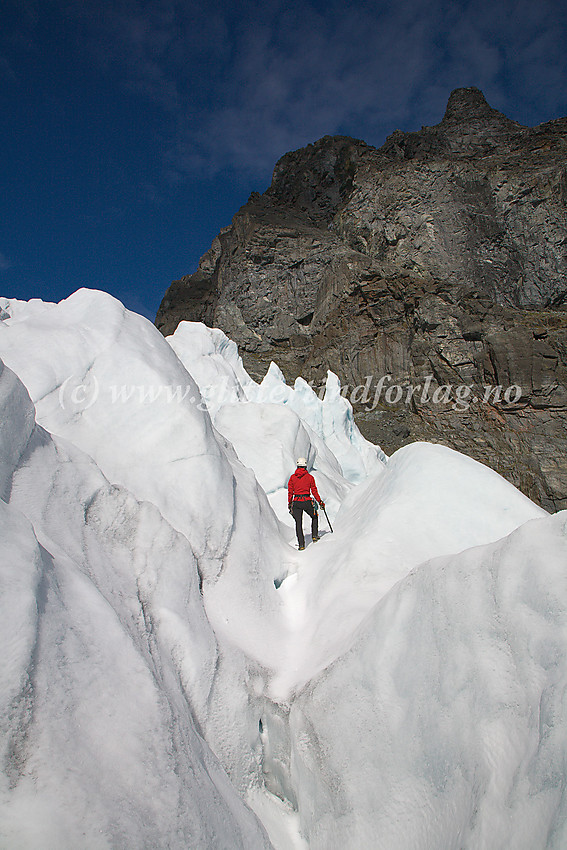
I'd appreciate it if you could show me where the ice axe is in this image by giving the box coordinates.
[321,502,333,533]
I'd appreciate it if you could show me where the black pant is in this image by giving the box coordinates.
[292,500,318,548]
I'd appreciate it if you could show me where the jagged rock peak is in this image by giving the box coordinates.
[444,87,494,119]
[378,87,527,160]
[441,86,524,130]
[155,90,567,511]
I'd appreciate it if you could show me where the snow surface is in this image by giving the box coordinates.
[1,289,566,850]
[291,511,567,850]
[167,321,386,486]
[0,358,272,849]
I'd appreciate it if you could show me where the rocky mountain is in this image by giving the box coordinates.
[156,87,567,512]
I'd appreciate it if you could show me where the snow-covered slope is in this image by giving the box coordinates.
[270,440,547,699]
[0,358,272,849]
[1,289,566,850]
[167,320,386,485]
[290,511,567,850]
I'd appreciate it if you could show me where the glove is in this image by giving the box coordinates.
[288,503,293,515]
[319,501,325,509]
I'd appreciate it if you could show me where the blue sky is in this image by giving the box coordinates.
[1,0,566,320]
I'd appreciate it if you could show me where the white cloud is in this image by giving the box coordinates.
[166,0,567,177]
[168,0,443,178]
[17,0,567,180]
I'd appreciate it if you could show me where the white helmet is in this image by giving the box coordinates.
[296,457,307,467]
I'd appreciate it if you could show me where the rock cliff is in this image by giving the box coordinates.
[156,88,567,511]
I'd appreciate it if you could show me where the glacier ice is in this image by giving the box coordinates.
[0,357,272,849]
[290,511,567,849]
[1,289,566,850]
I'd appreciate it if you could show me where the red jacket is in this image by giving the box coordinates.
[288,467,321,505]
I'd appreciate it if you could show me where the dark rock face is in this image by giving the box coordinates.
[156,88,567,511]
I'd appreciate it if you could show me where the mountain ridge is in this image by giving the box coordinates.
[156,87,567,511]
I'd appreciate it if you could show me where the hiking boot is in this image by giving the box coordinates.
[312,536,320,542]
[298,544,305,551]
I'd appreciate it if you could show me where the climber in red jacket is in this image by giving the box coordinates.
[288,458,325,550]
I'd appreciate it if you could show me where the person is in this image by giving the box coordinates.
[288,457,325,550]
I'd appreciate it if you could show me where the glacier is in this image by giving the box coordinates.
[0,289,566,850]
